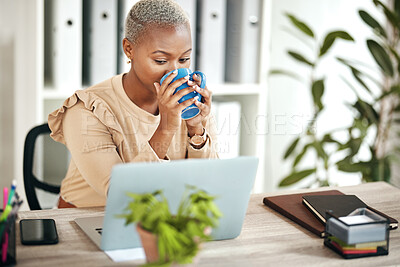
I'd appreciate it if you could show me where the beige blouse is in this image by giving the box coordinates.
[48,74,218,207]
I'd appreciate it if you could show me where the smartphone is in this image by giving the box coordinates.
[20,219,59,245]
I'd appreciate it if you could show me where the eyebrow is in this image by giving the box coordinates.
[151,48,192,56]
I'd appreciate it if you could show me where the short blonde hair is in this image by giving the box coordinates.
[125,0,190,45]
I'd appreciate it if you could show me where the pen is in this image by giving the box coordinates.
[1,227,7,263]
[7,180,16,205]
[0,205,11,222]
[0,202,21,240]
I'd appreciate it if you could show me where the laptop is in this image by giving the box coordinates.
[75,156,259,251]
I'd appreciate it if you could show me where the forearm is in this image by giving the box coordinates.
[149,124,176,159]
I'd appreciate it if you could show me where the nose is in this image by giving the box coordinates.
[164,62,180,76]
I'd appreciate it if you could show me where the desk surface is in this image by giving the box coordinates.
[16,182,400,266]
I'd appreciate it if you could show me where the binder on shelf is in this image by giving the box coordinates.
[83,0,118,86]
[196,0,226,84]
[117,0,139,74]
[212,100,241,159]
[44,0,82,93]
[225,0,262,83]
[174,0,197,70]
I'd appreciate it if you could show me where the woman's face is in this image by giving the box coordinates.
[129,24,192,93]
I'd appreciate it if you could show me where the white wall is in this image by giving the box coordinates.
[0,0,16,208]
[266,0,382,191]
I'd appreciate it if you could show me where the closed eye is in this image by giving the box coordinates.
[179,58,190,63]
[155,60,167,64]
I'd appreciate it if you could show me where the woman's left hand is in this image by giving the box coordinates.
[185,74,212,134]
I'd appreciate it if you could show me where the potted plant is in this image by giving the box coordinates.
[271,0,400,187]
[118,185,222,266]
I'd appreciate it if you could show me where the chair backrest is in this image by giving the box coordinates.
[23,123,61,210]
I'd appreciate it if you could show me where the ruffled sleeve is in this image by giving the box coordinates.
[48,90,123,145]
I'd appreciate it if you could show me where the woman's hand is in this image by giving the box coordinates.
[153,70,200,134]
[150,71,200,159]
[185,73,212,136]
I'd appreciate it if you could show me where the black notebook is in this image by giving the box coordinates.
[302,194,398,230]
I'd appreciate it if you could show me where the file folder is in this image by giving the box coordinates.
[83,0,118,85]
[44,0,82,93]
[196,0,226,84]
[175,0,197,70]
[225,0,262,83]
[117,0,139,74]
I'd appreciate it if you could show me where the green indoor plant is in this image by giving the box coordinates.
[118,185,222,266]
[272,0,400,187]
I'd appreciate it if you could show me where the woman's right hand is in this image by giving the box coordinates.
[153,70,198,134]
[150,70,198,159]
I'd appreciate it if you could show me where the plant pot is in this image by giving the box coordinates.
[136,224,159,263]
[136,223,202,266]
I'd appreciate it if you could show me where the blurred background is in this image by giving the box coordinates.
[1,0,399,210]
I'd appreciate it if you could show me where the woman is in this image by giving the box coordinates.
[49,0,218,208]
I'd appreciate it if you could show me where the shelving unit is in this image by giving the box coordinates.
[14,0,270,210]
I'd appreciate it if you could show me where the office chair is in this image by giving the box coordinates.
[23,123,61,210]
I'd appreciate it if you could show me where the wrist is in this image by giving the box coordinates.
[157,120,178,136]
[188,128,207,149]
[187,125,204,137]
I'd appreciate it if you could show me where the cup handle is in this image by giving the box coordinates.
[192,71,206,88]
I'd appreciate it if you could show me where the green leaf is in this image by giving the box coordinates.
[353,119,369,138]
[350,67,372,94]
[311,79,325,110]
[319,31,354,57]
[285,13,315,38]
[288,51,314,66]
[373,0,400,29]
[396,0,400,18]
[378,85,400,100]
[358,10,387,38]
[322,134,341,145]
[279,169,316,187]
[369,157,391,182]
[284,137,300,159]
[337,57,383,88]
[349,138,363,157]
[353,99,379,124]
[312,141,328,160]
[367,39,394,76]
[269,69,303,81]
[388,46,400,74]
[337,160,368,173]
[293,143,311,167]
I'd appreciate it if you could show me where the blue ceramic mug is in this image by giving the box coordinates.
[160,68,206,120]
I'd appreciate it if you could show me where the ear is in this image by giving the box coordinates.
[122,38,134,60]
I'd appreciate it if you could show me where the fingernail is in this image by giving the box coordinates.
[194,96,199,101]
[172,69,178,74]
[185,75,190,80]
[153,82,157,87]
[193,74,197,79]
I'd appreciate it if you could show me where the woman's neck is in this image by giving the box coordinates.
[122,71,159,115]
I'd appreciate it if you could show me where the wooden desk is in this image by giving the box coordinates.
[16,182,400,266]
